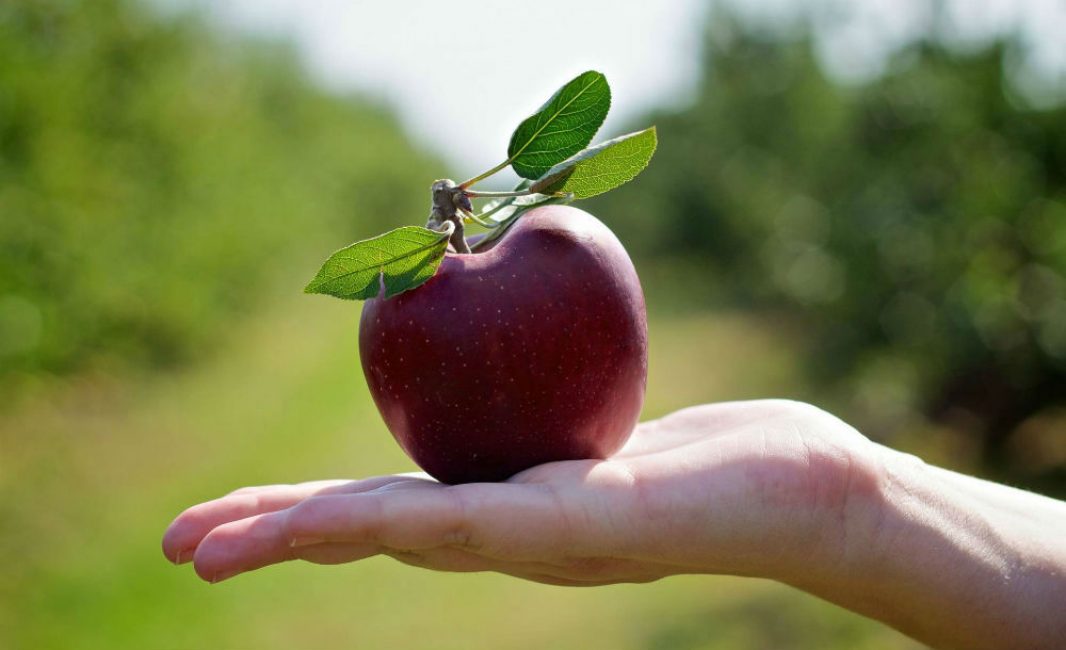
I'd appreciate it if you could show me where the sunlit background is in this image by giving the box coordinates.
[2,0,1065,647]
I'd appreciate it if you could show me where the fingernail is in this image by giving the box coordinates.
[173,549,190,565]
[210,570,238,584]
[290,537,324,548]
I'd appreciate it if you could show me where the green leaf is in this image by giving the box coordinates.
[304,226,450,300]
[508,71,611,180]
[530,127,658,199]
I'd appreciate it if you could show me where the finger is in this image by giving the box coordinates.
[385,546,498,573]
[205,537,575,581]
[237,472,433,493]
[387,546,662,585]
[290,541,628,587]
[163,475,425,563]
[194,480,619,582]
[192,480,578,579]
[291,541,381,566]
[191,484,457,582]
[284,483,580,561]
[383,546,576,581]
[190,504,323,582]
[514,574,622,587]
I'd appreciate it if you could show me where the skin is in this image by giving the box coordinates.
[163,399,1066,650]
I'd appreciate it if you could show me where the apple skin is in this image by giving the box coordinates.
[359,205,648,484]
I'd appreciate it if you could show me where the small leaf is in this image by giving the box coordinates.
[508,71,611,180]
[304,226,450,300]
[530,127,657,199]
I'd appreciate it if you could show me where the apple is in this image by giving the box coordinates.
[359,205,648,484]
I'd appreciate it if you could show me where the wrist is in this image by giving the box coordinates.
[769,440,908,602]
[798,444,1059,650]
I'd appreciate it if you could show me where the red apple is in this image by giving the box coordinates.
[359,205,648,484]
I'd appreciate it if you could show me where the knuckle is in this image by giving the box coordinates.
[442,488,478,550]
[283,497,318,537]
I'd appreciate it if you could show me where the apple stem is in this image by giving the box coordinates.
[427,179,471,253]
[429,178,574,254]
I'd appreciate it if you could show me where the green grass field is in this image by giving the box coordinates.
[0,294,924,649]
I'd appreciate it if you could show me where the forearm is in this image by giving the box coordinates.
[796,446,1066,650]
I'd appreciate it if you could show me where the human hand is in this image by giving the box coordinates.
[162,399,884,587]
[164,398,1066,649]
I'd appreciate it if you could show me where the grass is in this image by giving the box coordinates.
[0,293,924,650]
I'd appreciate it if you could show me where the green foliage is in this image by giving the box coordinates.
[591,21,1066,472]
[507,70,611,179]
[304,226,451,300]
[304,70,651,303]
[532,127,658,198]
[0,0,439,380]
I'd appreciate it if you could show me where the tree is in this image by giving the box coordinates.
[0,0,439,382]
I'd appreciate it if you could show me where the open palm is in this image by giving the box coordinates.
[163,400,882,585]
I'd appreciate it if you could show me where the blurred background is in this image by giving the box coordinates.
[2,0,1064,648]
